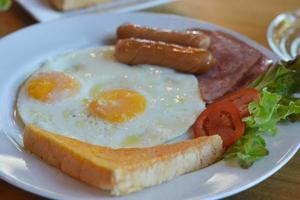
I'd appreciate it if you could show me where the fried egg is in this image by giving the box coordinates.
[17,46,205,148]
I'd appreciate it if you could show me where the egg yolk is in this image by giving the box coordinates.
[88,89,146,123]
[26,72,80,102]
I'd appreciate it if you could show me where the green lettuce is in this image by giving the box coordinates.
[224,130,268,168]
[242,88,300,135]
[224,56,300,168]
[251,56,300,96]
[243,89,281,134]
[0,0,11,11]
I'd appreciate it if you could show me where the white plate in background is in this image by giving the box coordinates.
[16,0,175,22]
[0,12,299,200]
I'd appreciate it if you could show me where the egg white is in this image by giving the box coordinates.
[17,46,206,148]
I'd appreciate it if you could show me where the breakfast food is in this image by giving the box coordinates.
[117,23,211,49]
[193,102,245,149]
[212,88,260,117]
[19,22,281,196]
[115,38,215,74]
[48,0,111,11]
[24,124,223,195]
[197,30,272,102]
[230,57,272,92]
[17,47,205,148]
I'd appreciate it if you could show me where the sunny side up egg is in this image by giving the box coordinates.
[17,46,206,148]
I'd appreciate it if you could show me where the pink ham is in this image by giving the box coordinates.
[196,30,271,102]
[228,57,273,93]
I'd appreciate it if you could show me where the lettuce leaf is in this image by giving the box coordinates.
[244,88,282,134]
[224,129,268,168]
[225,56,300,168]
[0,0,11,11]
[224,91,300,168]
[250,55,300,96]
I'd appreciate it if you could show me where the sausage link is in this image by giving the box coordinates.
[115,38,215,74]
[117,23,210,49]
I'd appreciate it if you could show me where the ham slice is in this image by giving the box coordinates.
[228,56,273,93]
[196,30,271,102]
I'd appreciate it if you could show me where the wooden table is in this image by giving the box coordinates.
[0,0,299,199]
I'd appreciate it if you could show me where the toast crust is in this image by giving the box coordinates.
[48,0,111,11]
[23,124,223,195]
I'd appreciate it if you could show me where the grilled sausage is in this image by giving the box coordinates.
[115,38,215,74]
[117,23,210,49]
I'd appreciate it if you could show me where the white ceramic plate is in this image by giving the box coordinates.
[0,13,299,200]
[16,0,175,22]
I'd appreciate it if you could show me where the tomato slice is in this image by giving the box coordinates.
[214,88,260,118]
[193,102,245,149]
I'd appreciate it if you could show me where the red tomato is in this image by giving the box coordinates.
[193,102,245,149]
[214,88,260,118]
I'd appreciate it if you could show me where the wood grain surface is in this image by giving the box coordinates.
[0,0,299,199]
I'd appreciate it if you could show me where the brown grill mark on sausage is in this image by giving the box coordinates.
[115,38,215,74]
[117,23,210,49]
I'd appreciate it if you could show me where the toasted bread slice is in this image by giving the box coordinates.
[48,0,111,11]
[23,124,223,195]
